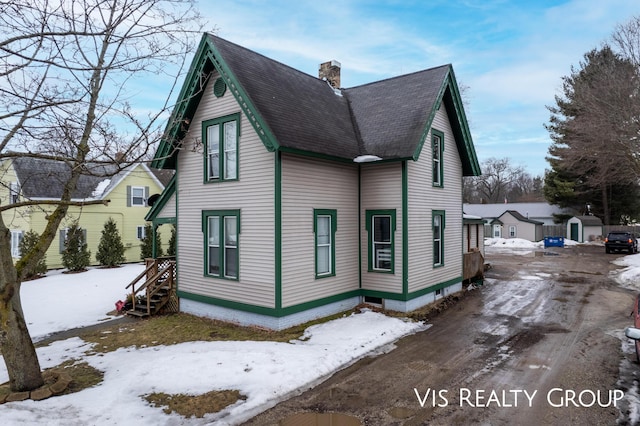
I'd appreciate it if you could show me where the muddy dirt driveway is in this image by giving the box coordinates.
[243,244,640,425]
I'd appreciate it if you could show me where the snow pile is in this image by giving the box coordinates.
[610,254,640,292]
[484,237,542,249]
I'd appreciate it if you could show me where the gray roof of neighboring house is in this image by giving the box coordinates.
[572,215,603,226]
[502,210,544,225]
[463,202,573,220]
[152,34,480,176]
[11,157,165,200]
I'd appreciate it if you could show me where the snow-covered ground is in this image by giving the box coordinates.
[0,264,426,425]
[2,238,640,425]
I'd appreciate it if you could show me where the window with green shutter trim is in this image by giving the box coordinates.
[314,209,336,278]
[202,210,240,280]
[366,210,396,273]
[203,113,240,183]
[433,210,445,267]
[432,129,444,187]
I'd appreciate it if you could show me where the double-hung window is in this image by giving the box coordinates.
[314,209,336,278]
[203,210,239,280]
[10,230,23,258]
[509,225,517,238]
[433,210,445,267]
[137,225,146,240]
[9,182,19,204]
[366,210,396,273]
[204,113,239,182]
[127,185,148,207]
[432,129,444,187]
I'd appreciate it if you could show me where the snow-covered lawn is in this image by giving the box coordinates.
[3,239,640,425]
[0,264,426,425]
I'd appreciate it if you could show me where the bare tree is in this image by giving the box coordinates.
[0,0,203,392]
[464,157,527,203]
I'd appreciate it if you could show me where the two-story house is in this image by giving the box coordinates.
[1,157,171,268]
[148,34,481,330]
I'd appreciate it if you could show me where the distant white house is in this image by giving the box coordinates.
[463,202,573,226]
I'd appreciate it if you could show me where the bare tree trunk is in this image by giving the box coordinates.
[0,216,43,391]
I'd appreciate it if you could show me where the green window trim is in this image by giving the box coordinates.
[314,209,337,278]
[432,129,444,187]
[202,209,240,281]
[365,209,396,274]
[203,113,240,183]
[433,210,445,267]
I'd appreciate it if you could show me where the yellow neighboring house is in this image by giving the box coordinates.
[0,157,172,269]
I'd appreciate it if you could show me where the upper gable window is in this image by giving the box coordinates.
[9,182,19,204]
[204,113,239,183]
[432,129,444,187]
[127,185,148,207]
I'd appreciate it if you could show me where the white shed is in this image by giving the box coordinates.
[567,215,603,242]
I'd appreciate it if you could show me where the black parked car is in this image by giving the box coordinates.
[605,231,638,254]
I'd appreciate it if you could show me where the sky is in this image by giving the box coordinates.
[1,240,640,424]
[186,0,640,177]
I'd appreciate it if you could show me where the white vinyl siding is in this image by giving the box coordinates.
[360,162,403,293]
[154,192,176,220]
[281,154,359,308]
[406,104,463,293]
[176,73,275,308]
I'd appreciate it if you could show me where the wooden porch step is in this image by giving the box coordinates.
[126,309,149,318]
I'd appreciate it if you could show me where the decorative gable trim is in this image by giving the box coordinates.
[152,34,279,170]
[412,66,480,177]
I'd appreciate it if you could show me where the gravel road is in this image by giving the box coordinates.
[243,243,639,425]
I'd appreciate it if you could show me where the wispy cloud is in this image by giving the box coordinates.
[188,0,640,175]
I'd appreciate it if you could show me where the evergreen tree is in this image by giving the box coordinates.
[141,224,165,259]
[18,230,47,279]
[62,222,91,272]
[139,224,152,259]
[545,46,640,224]
[96,217,125,267]
[167,225,176,256]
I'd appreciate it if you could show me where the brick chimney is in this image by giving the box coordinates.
[319,60,341,88]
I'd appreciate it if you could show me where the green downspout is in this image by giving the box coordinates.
[402,160,409,299]
[275,151,282,312]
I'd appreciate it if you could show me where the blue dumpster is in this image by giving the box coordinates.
[544,236,564,248]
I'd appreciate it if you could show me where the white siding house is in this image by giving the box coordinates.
[148,34,481,329]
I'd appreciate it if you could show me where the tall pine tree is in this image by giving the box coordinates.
[62,222,91,272]
[545,46,640,224]
[96,217,125,267]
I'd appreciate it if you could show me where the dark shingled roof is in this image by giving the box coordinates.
[153,33,479,174]
[347,65,450,158]
[12,157,117,199]
[12,157,167,199]
[211,36,360,159]
[504,210,544,225]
